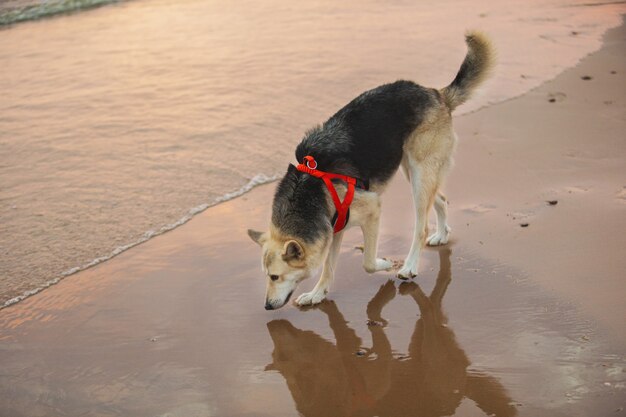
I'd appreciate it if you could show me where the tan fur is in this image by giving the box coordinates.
[253,224,331,309]
[393,102,458,278]
[440,30,495,110]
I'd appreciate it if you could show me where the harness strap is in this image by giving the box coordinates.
[295,155,366,233]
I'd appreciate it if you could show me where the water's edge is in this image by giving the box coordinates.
[0,0,124,26]
[0,174,279,309]
[1,7,623,311]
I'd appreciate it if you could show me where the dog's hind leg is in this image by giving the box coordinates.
[427,192,451,246]
[295,231,344,306]
[400,155,411,182]
[398,159,438,279]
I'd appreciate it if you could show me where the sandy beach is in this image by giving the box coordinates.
[1,15,625,417]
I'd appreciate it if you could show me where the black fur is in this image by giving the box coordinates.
[272,165,331,242]
[273,80,438,241]
[296,80,437,183]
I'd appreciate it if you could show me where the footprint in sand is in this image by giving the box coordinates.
[508,210,533,221]
[563,150,588,158]
[547,92,566,103]
[564,185,590,194]
[461,203,497,215]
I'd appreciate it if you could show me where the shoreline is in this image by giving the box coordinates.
[0,17,624,417]
[0,0,123,26]
[0,173,279,310]
[2,15,625,313]
[2,0,626,313]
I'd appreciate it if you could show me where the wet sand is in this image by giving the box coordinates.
[1,20,625,417]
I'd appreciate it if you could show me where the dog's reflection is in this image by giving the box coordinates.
[265,248,516,417]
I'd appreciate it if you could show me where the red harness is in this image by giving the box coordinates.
[295,155,368,233]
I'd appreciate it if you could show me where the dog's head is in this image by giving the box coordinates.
[248,227,329,310]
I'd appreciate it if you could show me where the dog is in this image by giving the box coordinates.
[248,31,494,310]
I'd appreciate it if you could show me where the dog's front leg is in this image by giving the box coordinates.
[295,231,344,306]
[361,196,393,273]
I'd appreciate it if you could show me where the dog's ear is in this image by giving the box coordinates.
[247,229,267,246]
[282,240,304,262]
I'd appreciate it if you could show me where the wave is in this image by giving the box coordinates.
[0,0,122,26]
[0,173,280,309]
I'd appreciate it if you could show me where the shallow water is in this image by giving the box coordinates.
[0,183,623,416]
[1,0,625,306]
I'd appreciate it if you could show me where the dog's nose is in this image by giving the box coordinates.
[265,302,274,310]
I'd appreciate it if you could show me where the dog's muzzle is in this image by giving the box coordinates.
[265,291,294,310]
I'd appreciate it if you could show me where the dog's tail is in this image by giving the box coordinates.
[440,31,495,111]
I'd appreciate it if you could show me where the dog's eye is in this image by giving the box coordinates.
[270,275,279,281]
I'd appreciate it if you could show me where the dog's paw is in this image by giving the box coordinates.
[427,232,449,246]
[427,226,451,246]
[295,290,326,306]
[364,258,394,273]
[397,264,418,280]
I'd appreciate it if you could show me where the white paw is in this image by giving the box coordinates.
[364,258,394,273]
[397,264,418,280]
[295,290,327,306]
[427,226,451,246]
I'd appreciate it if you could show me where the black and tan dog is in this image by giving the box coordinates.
[249,32,494,309]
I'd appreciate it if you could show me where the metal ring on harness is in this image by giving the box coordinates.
[304,155,317,170]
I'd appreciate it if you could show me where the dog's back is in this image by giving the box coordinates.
[295,31,494,188]
[296,81,438,186]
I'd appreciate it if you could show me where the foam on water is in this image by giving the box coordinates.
[0,0,625,308]
[0,0,121,26]
[1,173,279,309]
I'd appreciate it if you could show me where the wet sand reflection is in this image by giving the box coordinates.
[266,248,517,417]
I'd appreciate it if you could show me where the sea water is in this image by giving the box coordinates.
[0,0,624,306]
